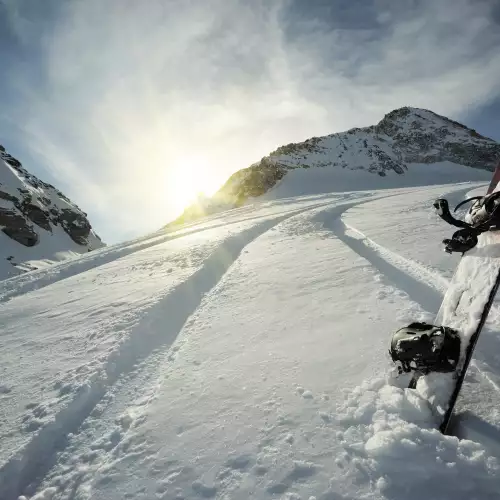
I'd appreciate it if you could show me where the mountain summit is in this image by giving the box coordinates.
[0,145,104,279]
[174,107,499,224]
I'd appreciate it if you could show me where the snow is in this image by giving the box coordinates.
[2,181,500,499]
[258,161,491,200]
[0,155,104,281]
[340,378,499,498]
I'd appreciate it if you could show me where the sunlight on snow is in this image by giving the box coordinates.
[168,154,224,214]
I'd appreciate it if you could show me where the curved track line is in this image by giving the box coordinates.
[471,360,500,394]
[329,217,443,314]
[0,216,283,499]
[310,193,451,315]
[0,201,342,305]
[310,184,480,314]
[0,183,471,304]
[0,197,363,500]
[343,222,449,294]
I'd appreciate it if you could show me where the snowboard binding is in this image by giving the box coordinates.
[389,322,461,375]
[434,192,500,253]
[442,228,478,254]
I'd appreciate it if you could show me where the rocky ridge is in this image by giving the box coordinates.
[0,144,104,277]
[173,107,500,224]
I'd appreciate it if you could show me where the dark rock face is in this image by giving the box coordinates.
[0,145,101,248]
[367,147,406,175]
[0,149,23,169]
[58,209,92,245]
[19,200,52,231]
[0,208,39,247]
[218,160,288,205]
[270,137,324,157]
[0,190,17,202]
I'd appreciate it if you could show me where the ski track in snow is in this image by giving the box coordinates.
[471,360,500,394]
[0,199,345,306]
[4,183,500,500]
[334,184,485,301]
[319,212,444,316]
[287,189,447,320]
[313,184,480,317]
[0,217,282,498]
[0,195,375,500]
[343,222,449,293]
[318,184,500,325]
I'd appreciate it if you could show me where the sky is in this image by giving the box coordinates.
[1,0,500,244]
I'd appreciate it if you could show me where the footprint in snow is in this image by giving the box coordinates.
[192,480,217,498]
[225,454,253,470]
[266,461,319,495]
[319,412,332,423]
[252,464,269,476]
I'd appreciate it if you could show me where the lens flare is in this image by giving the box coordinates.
[168,154,223,214]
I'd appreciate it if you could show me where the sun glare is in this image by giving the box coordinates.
[169,154,222,214]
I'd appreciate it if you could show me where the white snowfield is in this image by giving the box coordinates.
[3,179,500,499]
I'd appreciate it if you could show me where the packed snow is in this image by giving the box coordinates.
[2,180,500,500]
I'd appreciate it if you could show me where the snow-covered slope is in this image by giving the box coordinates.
[0,145,104,280]
[2,182,500,500]
[172,107,498,224]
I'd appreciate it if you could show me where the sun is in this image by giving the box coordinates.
[169,154,222,213]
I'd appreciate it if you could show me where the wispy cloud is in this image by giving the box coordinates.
[2,0,500,241]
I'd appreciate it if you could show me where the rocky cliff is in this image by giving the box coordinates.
[0,145,104,279]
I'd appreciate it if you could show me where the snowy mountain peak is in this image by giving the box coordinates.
[374,107,497,168]
[0,144,104,279]
[172,107,499,225]
[376,106,477,134]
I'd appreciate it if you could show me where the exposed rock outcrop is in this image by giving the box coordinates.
[1,144,104,279]
[216,160,287,206]
[375,107,500,169]
[0,208,39,247]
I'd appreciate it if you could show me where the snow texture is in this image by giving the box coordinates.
[3,180,500,500]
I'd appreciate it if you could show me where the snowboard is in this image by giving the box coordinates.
[409,172,500,434]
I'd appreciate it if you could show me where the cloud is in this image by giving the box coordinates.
[3,0,500,242]
[283,0,500,122]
